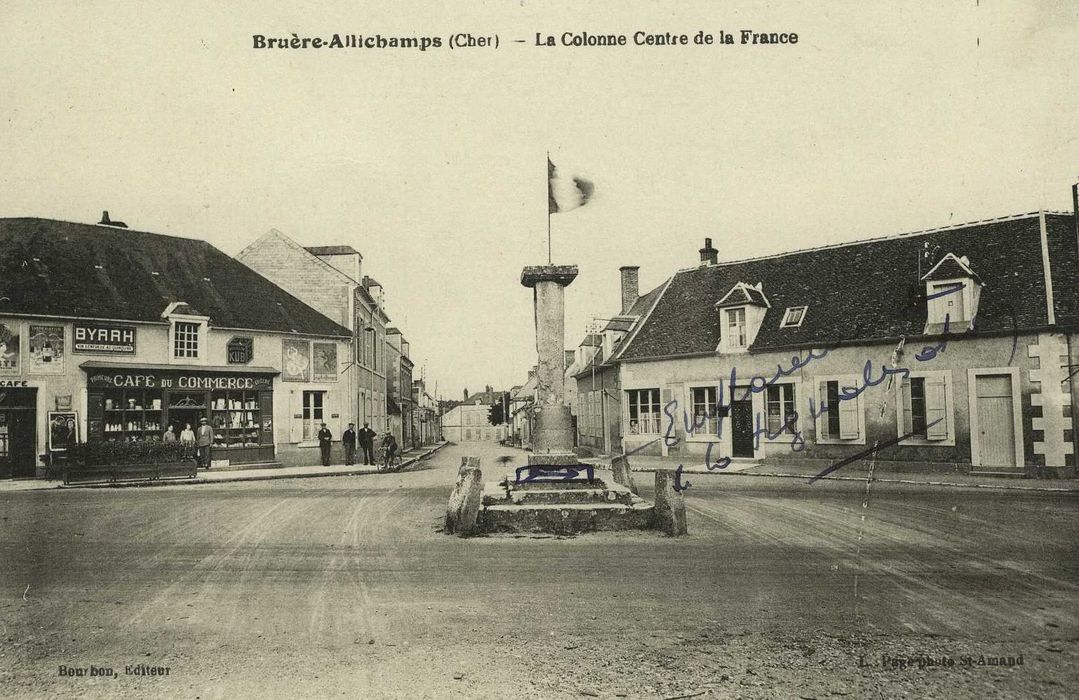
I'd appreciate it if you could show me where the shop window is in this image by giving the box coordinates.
[627,388,660,435]
[211,391,263,448]
[765,384,796,434]
[102,388,164,440]
[173,321,200,359]
[302,391,325,441]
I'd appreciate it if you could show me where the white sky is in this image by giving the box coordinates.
[2,2,1077,399]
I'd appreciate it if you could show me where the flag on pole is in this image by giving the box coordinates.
[548,158,594,214]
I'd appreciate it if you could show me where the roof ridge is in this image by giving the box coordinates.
[672,211,1057,274]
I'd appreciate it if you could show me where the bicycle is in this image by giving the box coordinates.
[378,444,403,472]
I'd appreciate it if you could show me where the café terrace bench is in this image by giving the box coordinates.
[62,460,198,485]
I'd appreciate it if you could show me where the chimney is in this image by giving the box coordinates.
[98,210,128,228]
[463,388,469,400]
[619,266,640,314]
[699,238,718,266]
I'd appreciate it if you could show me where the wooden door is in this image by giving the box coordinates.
[9,411,37,478]
[974,374,1016,468]
[731,399,755,458]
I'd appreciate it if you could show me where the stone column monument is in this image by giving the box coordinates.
[520,264,578,466]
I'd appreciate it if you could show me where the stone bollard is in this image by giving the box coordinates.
[653,470,688,536]
[610,455,638,495]
[445,457,484,537]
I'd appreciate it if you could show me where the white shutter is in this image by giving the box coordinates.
[817,382,829,438]
[924,376,948,441]
[289,391,302,443]
[838,396,860,440]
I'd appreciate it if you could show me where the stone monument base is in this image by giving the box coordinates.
[478,468,656,535]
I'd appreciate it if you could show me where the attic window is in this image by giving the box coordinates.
[780,306,807,328]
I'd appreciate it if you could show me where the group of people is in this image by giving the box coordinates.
[162,417,215,468]
[322,422,398,468]
[161,417,399,470]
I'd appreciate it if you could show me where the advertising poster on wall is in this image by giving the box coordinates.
[47,411,79,452]
[28,325,65,375]
[312,342,338,382]
[0,323,20,375]
[281,339,310,382]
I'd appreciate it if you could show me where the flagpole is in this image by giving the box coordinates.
[547,150,552,264]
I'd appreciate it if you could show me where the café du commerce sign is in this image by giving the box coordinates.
[86,368,273,391]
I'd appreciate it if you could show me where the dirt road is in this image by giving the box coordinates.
[1,443,1076,698]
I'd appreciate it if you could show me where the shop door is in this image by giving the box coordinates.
[0,410,37,478]
[731,399,755,458]
[974,374,1017,468]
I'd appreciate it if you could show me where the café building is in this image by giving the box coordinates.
[0,216,353,478]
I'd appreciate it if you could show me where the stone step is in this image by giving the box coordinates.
[968,469,1027,478]
[480,500,655,535]
[484,486,634,507]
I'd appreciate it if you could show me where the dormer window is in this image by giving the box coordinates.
[726,308,747,348]
[715,282,769,353]
[162,301,209,363]
[174,322,200,358]
[921,253,982,333]
[780,306,807,328]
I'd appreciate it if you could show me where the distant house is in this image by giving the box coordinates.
[610,211,1079,476]
[441,388,510,442]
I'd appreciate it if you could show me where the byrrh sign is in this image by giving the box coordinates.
[72,322,137,354]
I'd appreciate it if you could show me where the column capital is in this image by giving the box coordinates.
[521,265,579,288]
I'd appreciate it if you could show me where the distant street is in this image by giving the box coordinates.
[2,443,1077,699]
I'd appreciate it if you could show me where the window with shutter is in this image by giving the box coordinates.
[923,376,948,440]
[898,371,953,444]
[817,378,862,443]
[838,396,859,439]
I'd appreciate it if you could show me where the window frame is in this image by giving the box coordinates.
[626,388,661,435]
[895,369,955,446]
[764,383,797,436]
[688,385,719,440]
[301,390,325,442]
[725,307,748,349]
[171,319,203,360]
[814,374,867,445]
[780,306,808,328]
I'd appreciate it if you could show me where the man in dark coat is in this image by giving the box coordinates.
[342,422,357,466]
[317,423,333,466]
[358,422,377,465]
[196,417,214,469]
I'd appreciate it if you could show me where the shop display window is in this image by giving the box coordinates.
[102,388,164,441]
[211,390,262,448]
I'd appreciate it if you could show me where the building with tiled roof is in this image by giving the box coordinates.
[237,228,393,440]
[571,265,665,455]
[0,216,354,477]
[609,209,1079,477]
[441,387,510,443]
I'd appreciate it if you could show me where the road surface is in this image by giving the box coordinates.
[1,442,1076,698]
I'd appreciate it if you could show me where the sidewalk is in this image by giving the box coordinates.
[619,455,1079,493]
[0,442,449,493]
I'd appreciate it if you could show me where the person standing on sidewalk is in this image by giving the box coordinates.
[342,422,357,466]
[317,423,333,466]
[196,417,214,469]
[358,422,376,465]
[179,423,196,462]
